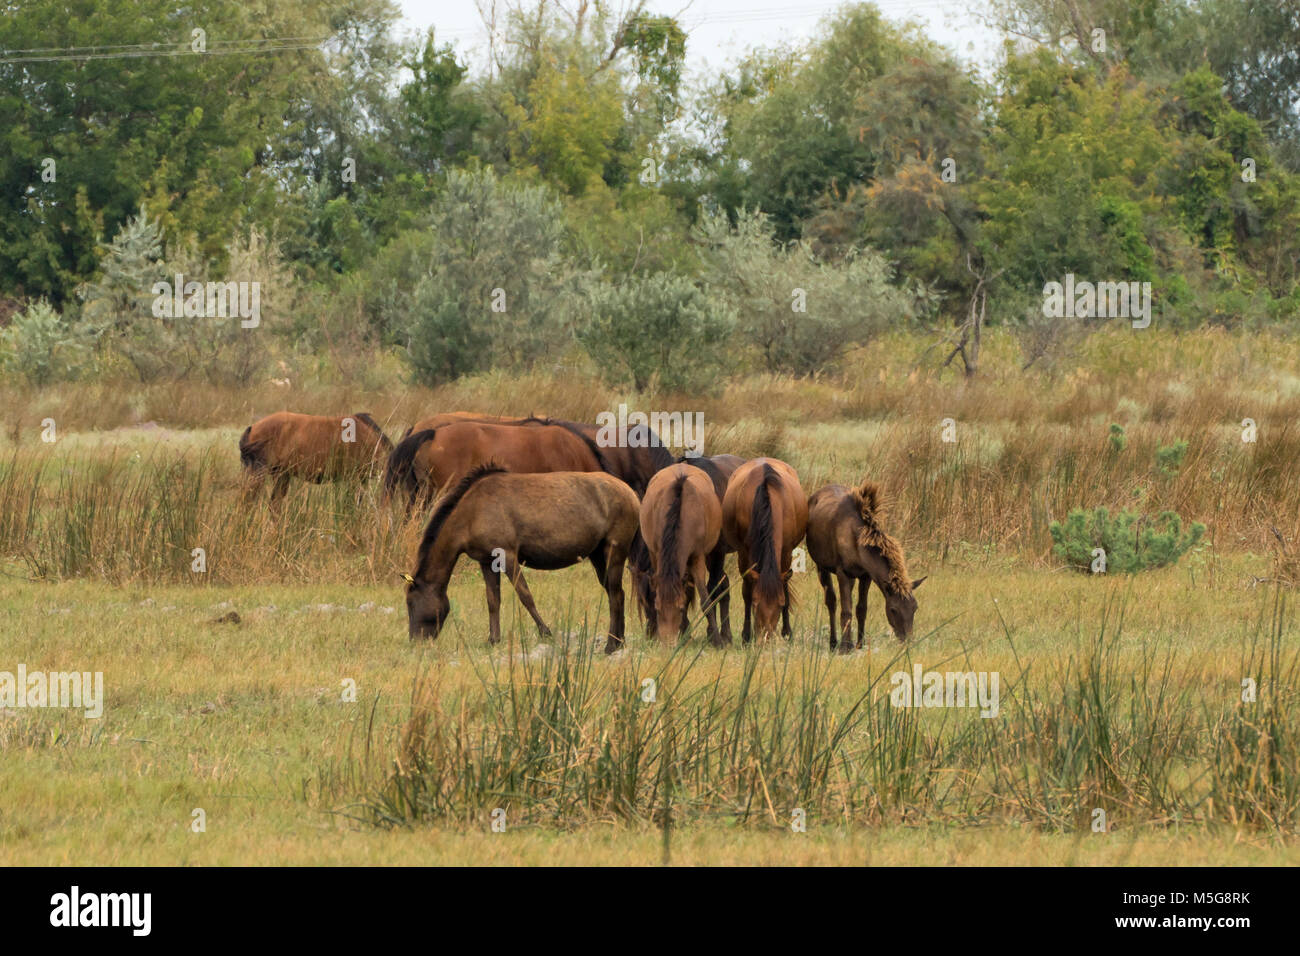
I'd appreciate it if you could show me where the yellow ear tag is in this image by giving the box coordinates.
[402,573,415,585]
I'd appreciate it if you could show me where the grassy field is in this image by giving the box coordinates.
[2,326,1300,865]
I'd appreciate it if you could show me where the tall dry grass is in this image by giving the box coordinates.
[342,591,1300,833]
[3,326,1300,582]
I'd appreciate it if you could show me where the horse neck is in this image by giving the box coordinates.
[415,528,460,594]
[855,536,894,593]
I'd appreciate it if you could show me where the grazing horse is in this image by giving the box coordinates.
[721,458,808,641]
[806,479,925,650]
[677,454,746,642]
[403,465,641,653]
[383,419,606,511]
[239,411,392,506]
[640,464,724,644]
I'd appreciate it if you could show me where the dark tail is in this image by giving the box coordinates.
[656,474,689,608]
[239,426,266,471]
[384,428,437,503]
[749,465,783,607]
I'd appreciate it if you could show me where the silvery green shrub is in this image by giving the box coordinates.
[578,271,734,391]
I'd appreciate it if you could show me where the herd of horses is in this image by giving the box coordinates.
[238,410,924,654]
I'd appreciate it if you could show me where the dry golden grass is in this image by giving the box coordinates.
[3,325,1300,864]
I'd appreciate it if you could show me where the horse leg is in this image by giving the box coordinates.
[504,555,552,639]
[738,558,754,644]
[691,553,719,645]
[588,544,616,648]
[629,536,656,636]
[817,567,837,650]
[781,578,793,639]
[481,559,502,645]
[268,471,291,518]
[240,466,266,504]
[707,550,732,645]
[599,541,628,655]
[855,577,869,649]
[836,571,855,655]
[680,576,692,636]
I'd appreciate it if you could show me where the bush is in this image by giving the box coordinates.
[77,210,280,386]
[1155,439,1189,477]
[1050,506,1206,573]
[696,207,918,375]
[0,299,84,385]
[577,271,734,391]
[1108,423,1127,453]
[403,167,572,385]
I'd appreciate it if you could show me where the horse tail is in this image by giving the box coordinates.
[239,425,267,471]
[749,464,784,608]
[656,473,689,609]
[384,428,437,501]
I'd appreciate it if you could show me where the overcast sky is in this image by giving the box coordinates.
[394,0,1006,79]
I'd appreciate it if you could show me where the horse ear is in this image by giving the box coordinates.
[911,576,926,591]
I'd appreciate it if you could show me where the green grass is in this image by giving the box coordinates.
[1,554,1297,864]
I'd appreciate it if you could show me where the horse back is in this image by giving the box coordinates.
[245,411,380,480]
[806,484,860,570]
[723,457,808,552]
[643,464,721,555]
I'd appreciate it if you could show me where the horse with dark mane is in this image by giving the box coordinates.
[806,479,925,649]
[721,458,808,641]
[383,418,607,511]
[239,411,392,506]
[403,465,641,653]
[639,464,724,644]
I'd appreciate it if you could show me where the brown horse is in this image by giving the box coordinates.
[676,454,745,641]
[239,411,392,506]
[721,458,808,641]
[806,479,925,650]
[640,464,724,644]
[403,464,641,653]
[383,419,606,511]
